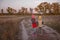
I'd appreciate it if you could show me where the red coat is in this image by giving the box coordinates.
[32,22,37,28]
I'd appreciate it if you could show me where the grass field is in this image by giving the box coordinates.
[0,15,60,40]
[43,15,60,33]
[0,15,22,40]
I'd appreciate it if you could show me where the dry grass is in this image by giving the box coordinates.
[43,15,60,33]
[0,15,60,40]
[0,16,21,40]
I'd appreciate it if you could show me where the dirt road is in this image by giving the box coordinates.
[20,17,60,40]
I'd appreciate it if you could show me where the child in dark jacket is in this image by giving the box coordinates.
[31,15,38,40]
[32,19,37,28]
[31,15,37,28]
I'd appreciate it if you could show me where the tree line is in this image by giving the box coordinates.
[0,2,60,15]
[35,2,60,14]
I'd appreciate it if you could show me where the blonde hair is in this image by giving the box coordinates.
[38,16,42,20]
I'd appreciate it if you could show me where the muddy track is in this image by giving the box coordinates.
[18,17,60,40]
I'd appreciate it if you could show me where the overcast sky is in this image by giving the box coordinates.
[0,0,60,13]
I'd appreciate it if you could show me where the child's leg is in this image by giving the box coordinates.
[39,27,42,34]
[32,28,37,40]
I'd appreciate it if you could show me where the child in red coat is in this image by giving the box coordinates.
[31,15,37,28]
[32,19,37,28]
[31,15,38,40]
[31,15,38,34]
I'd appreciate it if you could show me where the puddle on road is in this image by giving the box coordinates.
[21,20,29,40]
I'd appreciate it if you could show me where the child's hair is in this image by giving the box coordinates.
[38,16,42,20]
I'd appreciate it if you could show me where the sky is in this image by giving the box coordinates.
[0,0,60,13]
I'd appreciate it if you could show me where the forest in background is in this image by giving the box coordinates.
[0,2,60,15]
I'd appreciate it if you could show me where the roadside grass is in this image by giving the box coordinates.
[0,16,21,40]
[43,15,60,33]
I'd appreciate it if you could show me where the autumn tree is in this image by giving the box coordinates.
[25,8,28,14]
[18,9,21,13]
[37,2,51,14]
[20,7,28,14]
[1,9,3,13]
[34,7,39,12]
[7,7,17,14]
[34,7,40,14]
[29,8,33,14]
[21,7,25,14]
[7,7,12,13]
[51,3,59,14]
